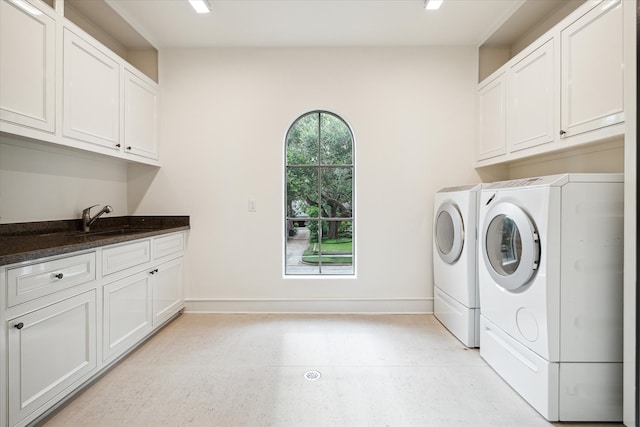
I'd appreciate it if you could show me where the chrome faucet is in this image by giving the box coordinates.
[82,204,113,232]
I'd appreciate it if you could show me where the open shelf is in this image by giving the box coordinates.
[478,0,585,82]
[63,0,158,82]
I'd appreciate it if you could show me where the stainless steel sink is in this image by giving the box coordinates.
[86,228,152,236]
[65,228,152,237]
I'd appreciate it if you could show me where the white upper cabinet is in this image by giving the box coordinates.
[560,0,624,138]
[475,0,626,166]
[123,69,159,160]
[0,0,55,133]
[476,71,506,161]
[0,0,160,166]
[63,28,120,150]
[507,38,555,153]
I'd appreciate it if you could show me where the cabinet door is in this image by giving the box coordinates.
[103,272,152,362]
[124,70,159,160]
[0,0,55,132]
[507,39,555,152]
[152,257,184,327]
[560,0,624,138]
[8,291,97,426]
[63,28,120,150]
[476,72,506,161]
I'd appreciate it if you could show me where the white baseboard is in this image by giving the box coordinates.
[184,298,433,314]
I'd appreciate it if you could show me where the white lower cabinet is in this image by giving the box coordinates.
[103,256,183,363]
[1,231,186,427]
[152,257,184,327]
[7,290,97,427]
[103,272,152,362]
[101,237,184,363]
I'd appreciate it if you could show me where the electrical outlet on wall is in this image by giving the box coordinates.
[248,199,256,212]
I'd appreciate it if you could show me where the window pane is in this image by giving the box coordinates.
[320,167,353,219]
[286,113,319,165]
[318,219,353,275]
[320,113,352,165]
[285,110,354,276]
[286,220,320,275]
[286,167,318,218]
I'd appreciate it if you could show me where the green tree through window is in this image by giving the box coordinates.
[285,111,354,275]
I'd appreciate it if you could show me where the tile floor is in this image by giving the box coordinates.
[40,314,624,426]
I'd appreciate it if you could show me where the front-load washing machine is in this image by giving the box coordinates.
[478,173,624,422]
[433,184,481,347]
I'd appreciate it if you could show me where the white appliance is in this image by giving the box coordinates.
[433,184,481,347]
[478,173,623,422]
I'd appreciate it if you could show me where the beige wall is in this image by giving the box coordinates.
[128,47,481,311]
[0,136,128,223]
[0,44,628,317]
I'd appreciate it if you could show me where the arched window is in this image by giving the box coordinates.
[285,111,354,275]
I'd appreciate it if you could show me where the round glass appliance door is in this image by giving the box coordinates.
[435,202,464,265]
[482,202,540,291]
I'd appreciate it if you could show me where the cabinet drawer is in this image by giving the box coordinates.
[154,233,184,260]
[102,240,151,276]
[6,252,96,308]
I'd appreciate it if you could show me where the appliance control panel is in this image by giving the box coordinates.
[483,174,569,190]
[438,183,482,193]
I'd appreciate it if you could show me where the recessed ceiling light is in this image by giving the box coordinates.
[189,0,211,14]
[425,0,443,10]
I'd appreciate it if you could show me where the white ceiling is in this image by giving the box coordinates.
[103,0,528,49]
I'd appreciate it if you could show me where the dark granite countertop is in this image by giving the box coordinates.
[0,216,190,266]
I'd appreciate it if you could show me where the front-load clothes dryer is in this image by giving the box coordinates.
[477,173,624,422]
[433,184,481,347]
